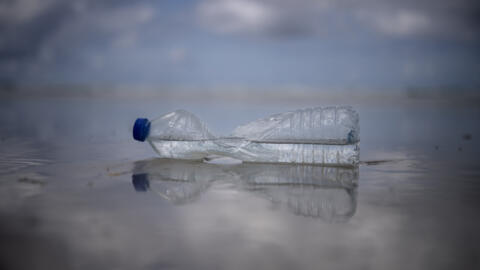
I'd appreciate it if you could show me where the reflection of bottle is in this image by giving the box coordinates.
[233,163,357,189]
[132,173,149,192]
[131,159,219,205]
[233,163,358,222]
[131,159,358,222]
[133,107,359,166]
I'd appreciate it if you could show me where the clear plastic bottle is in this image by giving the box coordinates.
[133,107,359,166]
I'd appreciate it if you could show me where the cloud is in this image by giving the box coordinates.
[197,0,332,37]
[168,47,188,64]
[0,1,70,60]
[0,0,157,81]
[355,1,480,39]
[0,0,58,24]
[198,0,274,34]
[357,9,432,36]
[43,4,155,49]
[196,0,480,39]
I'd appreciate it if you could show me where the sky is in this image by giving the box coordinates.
[0,0,479,90]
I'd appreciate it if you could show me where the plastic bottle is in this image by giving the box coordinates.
[133,107,359,166]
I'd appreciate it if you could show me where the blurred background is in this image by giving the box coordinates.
[1,0,479,102]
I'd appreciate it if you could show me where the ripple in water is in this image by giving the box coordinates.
[0,139,52,175]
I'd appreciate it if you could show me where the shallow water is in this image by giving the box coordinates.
[0,97,479,270]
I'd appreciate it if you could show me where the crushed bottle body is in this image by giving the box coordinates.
[136,107,360,166]
[232,106,359,144]
[148,138,359,167]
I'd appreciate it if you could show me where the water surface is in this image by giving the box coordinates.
[0,97,479,269]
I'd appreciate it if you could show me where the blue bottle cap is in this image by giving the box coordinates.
[133,118,150,142]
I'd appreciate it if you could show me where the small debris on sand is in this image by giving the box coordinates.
[18,177,46,186]
[361,159,403,166]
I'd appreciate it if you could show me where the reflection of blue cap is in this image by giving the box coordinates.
[132,173,149,192]
[133,118,150,142]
